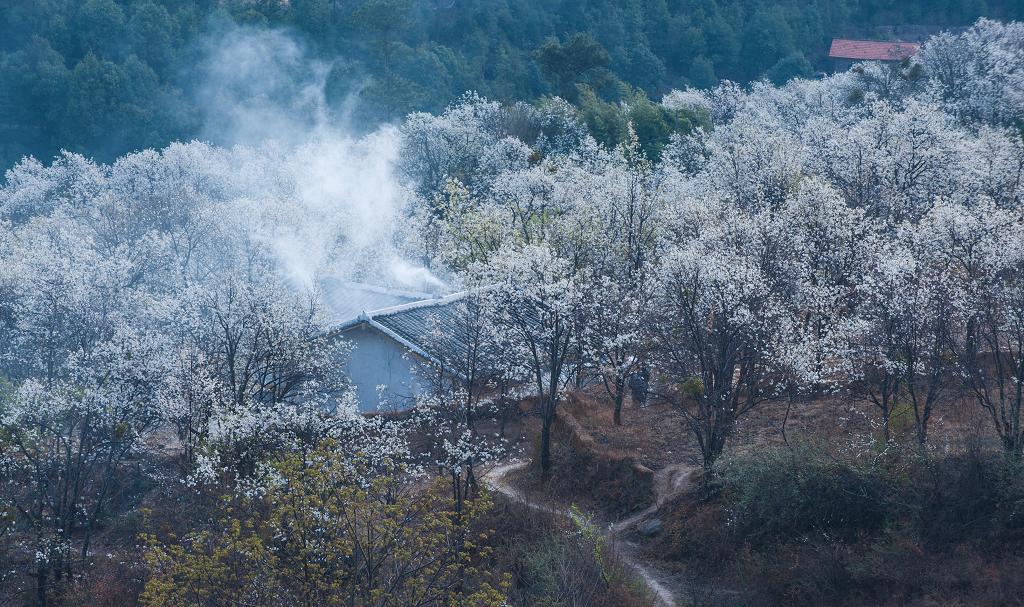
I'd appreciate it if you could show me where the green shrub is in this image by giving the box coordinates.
[715,442,888,544]
[900,449,1024,545]
[668,444,1024,605]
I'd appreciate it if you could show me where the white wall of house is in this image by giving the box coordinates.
[340,323,423,412]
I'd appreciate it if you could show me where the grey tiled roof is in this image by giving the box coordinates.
[373,296,482,369]
[320,279,437,325]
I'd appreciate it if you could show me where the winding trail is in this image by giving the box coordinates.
[485,460,695,607]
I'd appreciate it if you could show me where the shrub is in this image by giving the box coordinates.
[140,441,507,607]
[715,442,888,545]
[662,443,1024,606]
[900,448,1024,545]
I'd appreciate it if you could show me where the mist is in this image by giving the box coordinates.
[194,25,334,148]
[182,23,445,298]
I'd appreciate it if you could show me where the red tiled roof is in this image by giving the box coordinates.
[828,39,920,61]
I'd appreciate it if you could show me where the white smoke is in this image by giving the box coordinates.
[195,25,332,147]
[388,258,448,291]
[191,24,446,295]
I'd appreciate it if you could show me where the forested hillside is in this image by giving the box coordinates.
[2,17,1024,605]
[2,0,1023,170]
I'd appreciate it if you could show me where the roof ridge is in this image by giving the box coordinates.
[367,285,496,318]
[321,278,439,300]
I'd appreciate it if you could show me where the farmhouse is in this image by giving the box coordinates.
[828,38,920,70]
[325,282,484,412]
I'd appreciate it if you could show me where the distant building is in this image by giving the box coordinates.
[324,284,480,412]
[828,38,920,70]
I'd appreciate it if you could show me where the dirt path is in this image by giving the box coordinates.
[485,460,695,607]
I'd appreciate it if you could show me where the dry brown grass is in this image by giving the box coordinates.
[509,397,657,519]
[519,384,1024,607]
[561,390,695,470]
[481,498,655,607]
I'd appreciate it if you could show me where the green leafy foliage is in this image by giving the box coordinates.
[141,441,509,607]
[715,442,888,544]
[664,443,1024,605]
[710,442,1024,548]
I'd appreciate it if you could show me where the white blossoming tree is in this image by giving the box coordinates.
[484,243,582,476]
[651,206,795,470]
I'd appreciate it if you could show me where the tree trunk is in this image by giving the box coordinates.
[1004,433,1022,460]
[780,396,793,445]
[540,414,553,477]
[465,461,478,498]
[703,432,726,472]
[452,472,463,515]
[36,566,47,607]
[613,376,625,426]
[916,412,929,446]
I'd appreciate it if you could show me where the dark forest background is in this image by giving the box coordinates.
[2,0,1023,169]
